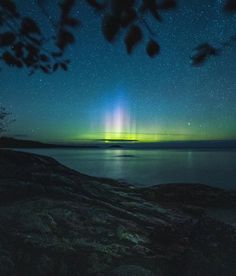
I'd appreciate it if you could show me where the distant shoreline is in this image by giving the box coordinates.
[1,136,236,150]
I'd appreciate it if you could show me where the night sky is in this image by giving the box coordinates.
[1,0,236,143]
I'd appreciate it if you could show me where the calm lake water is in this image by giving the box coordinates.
[17,148,236,189]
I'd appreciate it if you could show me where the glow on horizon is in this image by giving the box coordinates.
[77,101,234,143]
[80,105,198,142]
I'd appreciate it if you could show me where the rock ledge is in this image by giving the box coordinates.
[0,149,236,276]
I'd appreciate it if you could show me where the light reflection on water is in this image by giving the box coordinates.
[16,148,236,189]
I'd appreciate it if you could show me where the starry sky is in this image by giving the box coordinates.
[1,0,236,143]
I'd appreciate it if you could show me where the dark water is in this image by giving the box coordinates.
[18,148,236,189]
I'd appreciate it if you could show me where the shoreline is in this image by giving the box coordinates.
[1,136,236,150]
[0,149,236,275]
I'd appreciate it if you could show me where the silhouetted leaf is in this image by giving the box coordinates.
[0,32,15,47]
[15,60,23,68]
[111,0,135,15]
[24,56,36,67]
[57,30,75,49]
[60,0,75,16]
[120,8,137,27]
[191,43,218,66]
[27,36,42,46]
[157,0,177,10]
[224,0,236,12]
[125,25,142,54]
[2,51,13,65]
[60,63,68,71]
[146,39,160,57]
[102,14,120,42]
[150,8,162,21]
[140,0,162,21]
[12,42,24,58]
[40,54,49,62]
[65,17,80,27]
[40,65,49,73]
[26,44,39,57]
[2,51,22,67]
[21,18,41,35]
[23,43,40,67]
[86,0,106,11]
[0,0,19,17]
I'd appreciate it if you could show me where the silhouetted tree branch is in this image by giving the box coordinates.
[0,0,80,74]
[87,0,177,56]
[0,0,235,74]
[190,0,236,65]
[190,35,236,66]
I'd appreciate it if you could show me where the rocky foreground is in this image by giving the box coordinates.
[0,150,236,276]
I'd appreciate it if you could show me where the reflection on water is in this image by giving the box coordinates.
[17,148,236,189]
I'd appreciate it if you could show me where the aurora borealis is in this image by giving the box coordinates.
[104,104,137,142]
[1,0,236,144]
